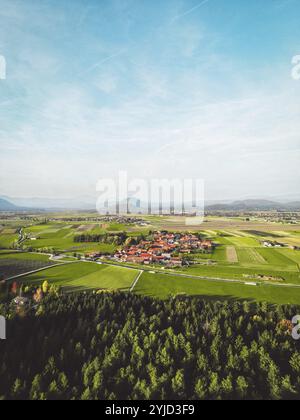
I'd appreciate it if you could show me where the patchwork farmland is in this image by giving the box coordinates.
[1,214,300,304]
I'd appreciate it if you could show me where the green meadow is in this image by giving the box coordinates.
[0,233,18,249]
[257,248,298,270]
[22,224,118,253]
[135,271,300,305]
[17,262,138,292]
[183,264,300,284]
[0,252,52,262]
[0,252,59,279]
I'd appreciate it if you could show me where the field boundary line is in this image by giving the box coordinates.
[130,270,144,292]
[5,261,79,282]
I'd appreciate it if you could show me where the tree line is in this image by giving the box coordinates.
[73,233,150,246]
[73,232,128,245]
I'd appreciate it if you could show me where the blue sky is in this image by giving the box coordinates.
[0,0,299,201]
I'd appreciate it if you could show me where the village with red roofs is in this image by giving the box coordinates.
[114,231,213,267]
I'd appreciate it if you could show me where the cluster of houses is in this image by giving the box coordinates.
[262,240,285,248]
[114,232,213,267]
[262,240,300,251]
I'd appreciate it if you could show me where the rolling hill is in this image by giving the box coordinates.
[0,198,20,211]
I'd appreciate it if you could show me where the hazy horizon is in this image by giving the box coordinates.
[0,0,300,201]
[2,192,300,210]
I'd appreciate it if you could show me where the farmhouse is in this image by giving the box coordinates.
[13,296,30,308]
[263,241,285,248]
[85,252,102,260]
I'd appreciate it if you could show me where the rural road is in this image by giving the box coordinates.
[5,261,74,282]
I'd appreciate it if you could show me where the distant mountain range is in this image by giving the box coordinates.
[1,196,300,212]
[0,195,95,211]
[205,199,300,211]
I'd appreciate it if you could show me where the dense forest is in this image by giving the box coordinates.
[0,292,300,400]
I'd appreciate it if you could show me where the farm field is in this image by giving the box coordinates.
[147,216,300,232]
[0,252,59,278]
[226,246,238,263]
[172,228,300,286]
[0,251,52,262]
[257,248,298,270]
[0,233,18,249]
[277,248,300,265]
[236,247,267,265]
[182,264,300,284]
[17,262,138,292]
[135,272,300,305]
[225,236,261,247]
[22,224,118,253]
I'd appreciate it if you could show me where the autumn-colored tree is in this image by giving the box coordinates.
[42,281,49,294]
[33,287,43,303]
[11,281,18,295]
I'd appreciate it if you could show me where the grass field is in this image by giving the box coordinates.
[135,272,300,304]
[0,252,59,278]
[225,236,261,247]
[148,216,300,232]
[277,248,300,265]
[183,263,300,284]
[237,248,267,265]
[22,224,118,253]
[18,262,138,292]
[257,248,298,270]
[212,246,228,262]
[0,252,51,262]
[0,233,18,249]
